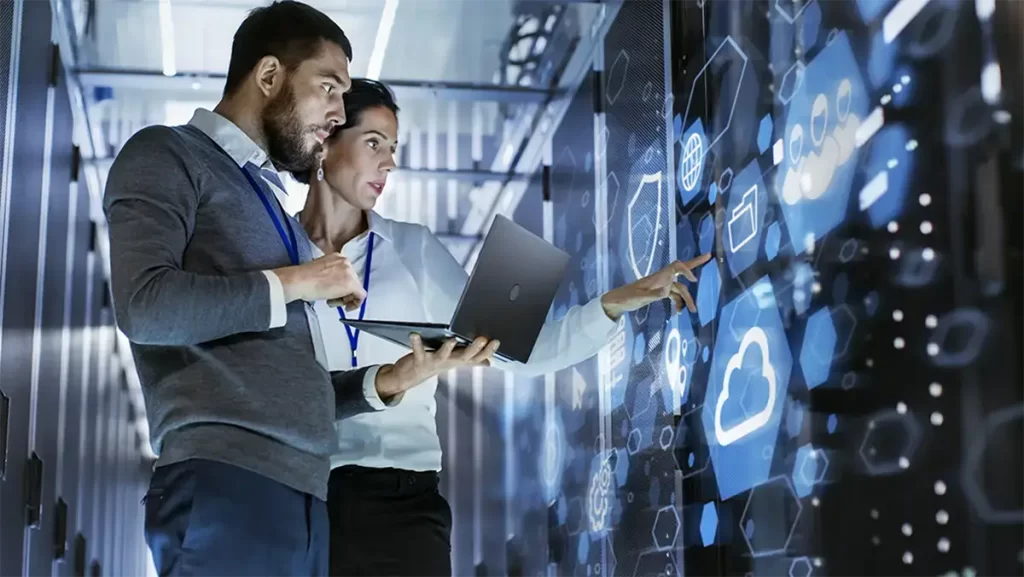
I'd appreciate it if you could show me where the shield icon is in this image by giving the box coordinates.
[627,171,663,280]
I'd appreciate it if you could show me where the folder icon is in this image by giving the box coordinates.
[728,184,758,253]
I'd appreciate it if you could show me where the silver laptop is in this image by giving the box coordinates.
[339,214,571,364]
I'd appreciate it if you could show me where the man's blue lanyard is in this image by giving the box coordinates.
[337,232,375,367]
[240,165,299,266]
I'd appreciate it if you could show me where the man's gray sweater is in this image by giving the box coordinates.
[104,123,376,500]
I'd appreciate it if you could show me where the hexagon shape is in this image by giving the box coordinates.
[777,61,805,105]
[740,476,804,557]
[652,506,680,551]
[627,429,643,455]
[757,115,774,153]
[674,404,712,480]
[830,305,857,360]
[800,0,822,48]
[703,277,794,499]
[789,556,813,577]
[963,404,1023,523]
[800,307,837,389]
[606,50,630,106]
[678,120,708,205]
[793,444,829,497]
[724,160,769,279]
[626,171,664,280]
[696,263,721,328]
[700,502,718,546]
[786,400,805,438]
[766,222,782,261]
[931,308,990,368]
[698,214,715,254]
[777,33,869,255]
[839,239,858,263]
[858,409,923,475]
[659,426,674,451]
[680,37,749,173]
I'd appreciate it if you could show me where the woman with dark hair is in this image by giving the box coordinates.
[297,78,711,576]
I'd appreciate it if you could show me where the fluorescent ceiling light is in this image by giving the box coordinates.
[366,0,399,80]
[159,0,177,76]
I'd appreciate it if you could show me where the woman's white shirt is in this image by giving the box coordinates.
[312,211,617,472]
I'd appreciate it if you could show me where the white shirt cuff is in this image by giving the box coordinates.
[361,365,403,410]
[581,297,619,341]
[262,270,287,329]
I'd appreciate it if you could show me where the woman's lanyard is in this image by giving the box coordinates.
[336,232,375,367]
[239,165,299,265]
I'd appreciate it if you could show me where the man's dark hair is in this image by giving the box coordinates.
[224,1,353,96]
[292,78,400,184]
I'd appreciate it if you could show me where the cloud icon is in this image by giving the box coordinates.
[714,327,777,446]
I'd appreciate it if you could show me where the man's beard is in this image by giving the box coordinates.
[261,82,318,173]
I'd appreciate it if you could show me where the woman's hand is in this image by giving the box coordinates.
[374,334,501,402]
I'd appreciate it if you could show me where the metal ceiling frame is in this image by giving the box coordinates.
[459,0,623,266]
[75,68,553,104]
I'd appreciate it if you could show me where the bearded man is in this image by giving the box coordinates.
[103,2,478,574]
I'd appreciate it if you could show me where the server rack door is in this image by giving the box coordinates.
[0,1,54,575]
[56,165,90,577]
[26,42,75,577]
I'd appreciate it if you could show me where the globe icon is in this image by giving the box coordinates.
[680,132,704,192]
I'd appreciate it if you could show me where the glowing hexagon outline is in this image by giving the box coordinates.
[789,556,813,577]
[739,475,804,558]
[674,403,713,479]
[803,449,829,485]
[774,0,817,23]
[930,308,990,368]
[858,409,923,475]
[831,304,857,360]
[681,37,749,169]
[627,171,664,280]
[659,426,675,451]
[627,428,643,455]
[606,50,630,106]
[652,506,681,551]
[962,403,1024,524]
[778,61,806,105]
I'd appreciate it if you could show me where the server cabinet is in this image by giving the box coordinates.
[0,1,54,574]
[25,38,76,577]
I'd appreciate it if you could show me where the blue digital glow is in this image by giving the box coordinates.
[868,30,899,88]
[801,307,837,390]
[757,115,773,154]
[700,502,718,546]
[786,400,804,438]
[673,114,683,142]
[577,531,589,563]
[662,318,698,409]
[863,124,915,228]
[633,331,647,365]
[678,119,708,205]
[777,33,869,254]
[724,159,769,278]
[703,277,793,499]
[864,291,880,316]
[708,181,718,204]
[765,222,781,261]
[699,214,715,254]
[799,0,822,49]
[696,263,722,327]
[827,414,838,433]
[793,444,828,498]
[791,262,815,316]
[856,0,894,23]
[891,67,915,108]
[703,346,710,363]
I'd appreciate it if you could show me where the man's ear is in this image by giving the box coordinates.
[253,55,284,98]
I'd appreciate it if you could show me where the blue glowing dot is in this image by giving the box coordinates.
[708,182,718,204]
[745,519,755,538]
[702,346,710,362]
[828,414,838,434]
[688,452,695,467]
[864,291,880,316]
[673,114,683,141]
